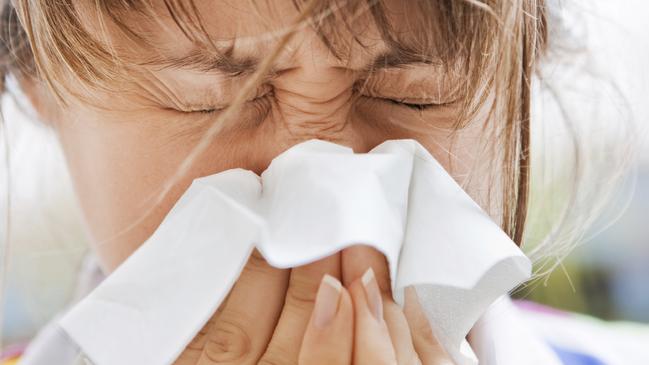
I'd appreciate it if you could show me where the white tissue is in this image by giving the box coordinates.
[58,139,531,365]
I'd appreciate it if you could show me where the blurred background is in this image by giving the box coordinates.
[516,0,649,323]
[0,0,648,352]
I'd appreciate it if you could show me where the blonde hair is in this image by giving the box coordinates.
[1,0,549,244]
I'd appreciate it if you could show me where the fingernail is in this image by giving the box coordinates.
[313,274,342,328]
[361,268,383,321]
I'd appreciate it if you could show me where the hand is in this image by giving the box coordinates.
[173,247,454,364]
[299,247,455,365]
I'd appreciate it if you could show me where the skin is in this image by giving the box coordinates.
[22,0,496,363]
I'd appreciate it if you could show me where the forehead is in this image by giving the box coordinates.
[76,0,438,71]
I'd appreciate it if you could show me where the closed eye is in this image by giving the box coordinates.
[391,99,438,111]
[168,104,224,115]
[172,93,271,115]
[375,96,447,111]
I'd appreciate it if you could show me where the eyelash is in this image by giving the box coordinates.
[194,108,219,114]
[385,98,439,111]
[177,95,267,115]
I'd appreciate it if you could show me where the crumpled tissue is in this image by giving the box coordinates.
[59,138,532,365]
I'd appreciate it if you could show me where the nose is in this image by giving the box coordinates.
[271,66,356,136]
[269,40,376,138]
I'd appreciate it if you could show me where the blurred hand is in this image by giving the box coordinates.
[173,247,454,364]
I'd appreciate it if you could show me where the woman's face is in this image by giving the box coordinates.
[33,0,493,272]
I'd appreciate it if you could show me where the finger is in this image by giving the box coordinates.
[259,253,342,365]
[341,245,391,292]
[403,287,454,365]
[342,247,420,364]
[298,275,353,365]
[174,249,289,365]
[383,297,422,365]
[349,267,398,365]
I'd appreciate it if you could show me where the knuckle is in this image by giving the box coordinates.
[202,316,252,363]
[241,250,285,279]
[185,323,209,351]
[284,276,317,312]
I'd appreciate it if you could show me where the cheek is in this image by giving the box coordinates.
[53,105,264,271]
[353,99,491,184]
[355,100,495,211]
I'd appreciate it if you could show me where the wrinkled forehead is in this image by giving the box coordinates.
[73,0,444,71]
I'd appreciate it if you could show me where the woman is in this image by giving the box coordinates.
[2,0,636,364]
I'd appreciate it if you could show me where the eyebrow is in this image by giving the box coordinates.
[141,42,436,76]
[141,45,258,76]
